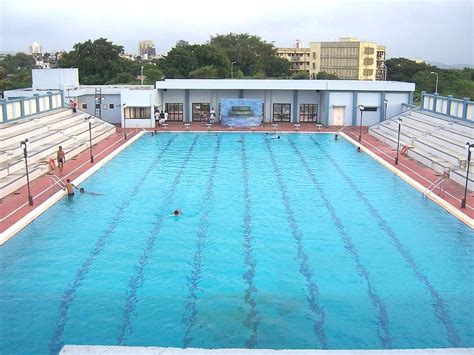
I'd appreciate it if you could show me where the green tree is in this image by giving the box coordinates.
[291,70,310,80]
[189,65,219,79]
[158,43,229,78]
[210,33,289,78]
[143,64,164,84]
[58,38,136,84]
[316,71,339,80]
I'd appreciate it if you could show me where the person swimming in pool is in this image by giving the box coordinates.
[173,209,181,216]
[79,188,103,196]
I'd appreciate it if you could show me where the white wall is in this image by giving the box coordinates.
[385,92,409,119]
[121,89,155,128]
[328,92,353,125]
[357,92,382,126]
[32,68,79,91]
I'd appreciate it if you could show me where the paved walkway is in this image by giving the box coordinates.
[0,124,472,242]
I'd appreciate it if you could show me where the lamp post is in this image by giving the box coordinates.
[140,65,144,85]
[358,105,365,142]
[122,103,127,141]
[85,116,94,163]
[231,61,236,79]
[461,142,474,208]
[384,99,388,121]
[430,71,439,94]
[20,139,33,206]
[395,117,402,165]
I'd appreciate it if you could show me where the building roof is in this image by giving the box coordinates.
[155,79,415,92]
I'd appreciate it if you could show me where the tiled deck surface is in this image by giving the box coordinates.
[0,123,472,240]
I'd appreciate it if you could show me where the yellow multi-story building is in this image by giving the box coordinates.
[276,40,311,75]
[277,38,386,81]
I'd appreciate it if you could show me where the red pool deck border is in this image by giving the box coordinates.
[0,124,472,243]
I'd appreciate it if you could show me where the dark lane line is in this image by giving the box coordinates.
[309,135,461,347]
[265,139,328,349]
[48,134,178,354]
[181,136,222,347]
[288,137,392,348]
[116,135,201,345]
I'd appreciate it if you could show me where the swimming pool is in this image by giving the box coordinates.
[0,133,473,354]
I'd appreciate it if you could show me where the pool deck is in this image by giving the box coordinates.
[60,345,474,354]
[0,122,472,245]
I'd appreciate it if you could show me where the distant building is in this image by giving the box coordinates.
[276,40,310,75]
[138,40,156,59]
[29,42,42,55]
[277,38,386,81]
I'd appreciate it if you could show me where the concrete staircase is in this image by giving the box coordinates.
[369,108,474,190]
[0,108,116,199]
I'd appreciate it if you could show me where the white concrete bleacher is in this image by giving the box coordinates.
[0,108,116,199]
[369,108,474,190]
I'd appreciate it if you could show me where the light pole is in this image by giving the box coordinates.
[140,65,144,85]
[358,105,365,142]
[384,99,388,121]
[85,116,94,163]
[461,142,474,208]
[20,139,33,206]
[231,61,236,79]
[395,118,402,165]
[383,63,388,81]
[122,103,127,141]
[430,71,439,94]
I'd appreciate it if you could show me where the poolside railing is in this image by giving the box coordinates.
[421,91,473,122]
[0,91,64,124]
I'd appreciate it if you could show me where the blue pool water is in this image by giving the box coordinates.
[0,133,473,354]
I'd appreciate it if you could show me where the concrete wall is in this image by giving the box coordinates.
[32,68,79,91]
[385,92,410,120]
[328,92,353,125]
[77,94,122,123]
[357,92,382,126]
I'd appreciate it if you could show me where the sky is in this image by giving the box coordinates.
[0,0,472,66]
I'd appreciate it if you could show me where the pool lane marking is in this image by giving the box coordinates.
[264,139,328,349]
[181,136,222,348]
[309,135,462,347]
[240,135,259,348]
[288,137,392,348]
[116,135,202,346]
[48,134,178,354]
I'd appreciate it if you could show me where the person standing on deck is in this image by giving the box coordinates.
[56,146,65,174]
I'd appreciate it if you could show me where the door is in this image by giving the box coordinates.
[332,106,345,126]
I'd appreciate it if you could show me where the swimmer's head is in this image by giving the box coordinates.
[173,209,180,216]
[79,188,85,193]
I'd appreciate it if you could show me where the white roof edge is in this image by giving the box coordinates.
[155,79,415,92]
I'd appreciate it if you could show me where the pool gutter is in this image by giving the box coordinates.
[340,132,474,229]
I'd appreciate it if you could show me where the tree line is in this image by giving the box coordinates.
[1,34,473,101]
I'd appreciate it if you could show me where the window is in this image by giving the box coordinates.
[192,103,210,122]
[361,106,378,112]
[102,104,107,110]
[299,104,318,123]
[124,107,151,119]
[109,104,115,109]
[82,103,87,109]
[165,103,183,121]
[273,103,291,122]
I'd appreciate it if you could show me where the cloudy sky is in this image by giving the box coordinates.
[0,0,472,65]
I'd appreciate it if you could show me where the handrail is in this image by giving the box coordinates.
[49,175,65,195]
[369,105,419,130]
[422,177,446,199]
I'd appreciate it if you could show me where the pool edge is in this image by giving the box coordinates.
[340,132,474,229]
[0,131,146,246]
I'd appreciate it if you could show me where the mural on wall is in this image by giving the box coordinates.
[220,98,263,127]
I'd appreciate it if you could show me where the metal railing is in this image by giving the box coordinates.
[422,177,446,199]
[49,175,66,195]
